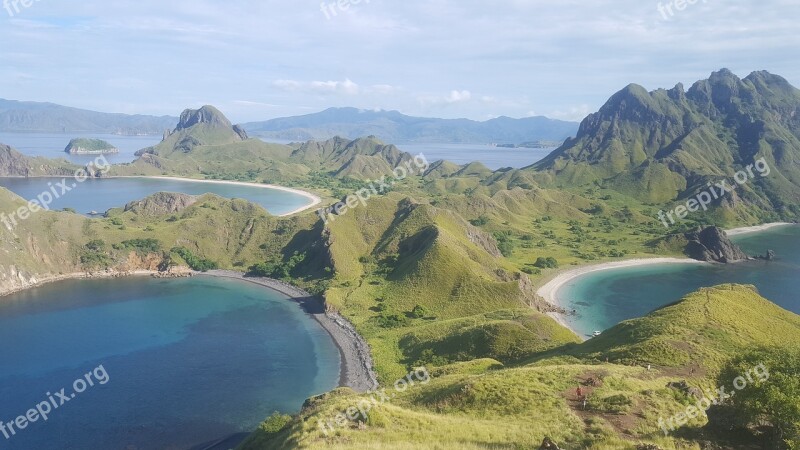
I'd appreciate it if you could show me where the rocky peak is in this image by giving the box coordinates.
[176,105,232,130]
[174,105,248,141]
[123,192,198,217]
[683,226,749,263]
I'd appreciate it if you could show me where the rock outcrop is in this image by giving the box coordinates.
[175,105,248,140]
[684,226,749,263]
[757,249,777,261]
[0,144,76,176]
[123,192,198,217]
[539,437,561,450]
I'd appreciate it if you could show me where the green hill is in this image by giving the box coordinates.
[531,69,800,222]
[65,138,119,154]
[240,285,800,450]
[2,97,800,449]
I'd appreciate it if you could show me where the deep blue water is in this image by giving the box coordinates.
[0,177,312,216]
[0,276,340,449]
[557,225,800,338]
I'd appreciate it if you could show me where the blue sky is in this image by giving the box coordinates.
[1,0,797,123]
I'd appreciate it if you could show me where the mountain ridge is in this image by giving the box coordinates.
[243,107,579,144]
[530,69,800,222]
[0,98,178,135]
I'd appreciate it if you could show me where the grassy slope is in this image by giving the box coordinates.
[320,193,580,380]
[241,285,800,450]
[568,284,800,373]
[3,103,800,449]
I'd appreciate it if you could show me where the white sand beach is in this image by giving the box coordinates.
[114,176,322,217]
[537,222,796,336]
[537,258,708,337]
[725,222,794,236]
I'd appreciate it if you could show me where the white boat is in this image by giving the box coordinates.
[592,331,602,337]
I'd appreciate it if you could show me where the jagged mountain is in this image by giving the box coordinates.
[531,69,800,219]
[121,106,423,182]
[242,107,578,144]
[0,98,177,135]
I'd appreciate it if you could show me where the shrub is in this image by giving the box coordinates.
[378,313,409,328]
[260,412,292,434]
[718,347,800,449]
[120,238,161,254]
[534,257,559,269]
[410,304,429,319]
[469,215,490,226]
[589,393,633,414]
[171,247,218,272]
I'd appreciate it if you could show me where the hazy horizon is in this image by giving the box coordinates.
[2,1,797,123]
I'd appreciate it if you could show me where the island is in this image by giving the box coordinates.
[64,138,120,155]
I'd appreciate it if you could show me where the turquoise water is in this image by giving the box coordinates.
[0,276,340,449]
[557,225,800,338]
[0,177,312,216]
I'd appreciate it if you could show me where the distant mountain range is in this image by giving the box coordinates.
[0,99,178,135]
[0,100,578,144]
[242,107,579,144]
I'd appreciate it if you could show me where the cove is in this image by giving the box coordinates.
[556,225,800,338]
[0,276,340,449]
[0,176,315,217]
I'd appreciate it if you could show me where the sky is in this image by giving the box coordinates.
[1,0,798,123]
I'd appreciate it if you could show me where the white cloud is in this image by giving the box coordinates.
[1,0,798,122]
[274,79,360,96]
[446,90,472,103]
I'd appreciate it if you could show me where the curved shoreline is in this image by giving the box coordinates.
[111,176,322,217]
[725,222,794,236]
[536,222,796,336]
[200,270,378,393]
[0,268,377,393]
[537,258,707,336]
[0,174,323,217]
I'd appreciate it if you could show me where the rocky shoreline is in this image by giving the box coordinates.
[201,270,378,393]
[0,267,192,298]
[0,267,378,393]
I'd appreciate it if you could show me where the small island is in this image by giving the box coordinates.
[64,138,120,155]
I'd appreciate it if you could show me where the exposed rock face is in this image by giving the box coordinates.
[758,249,776,261]
[232,124,249,140]
[684,226,749,263]
[0,144,75,176]
[123,192,198,216]
[539,437,561,450]
[175,105,248,139]
[177,105,234,130]
[0,144,33,175]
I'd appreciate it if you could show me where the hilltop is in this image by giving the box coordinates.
[240,285,800,450]
[531,69,800,223]
[65,138,119,155]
